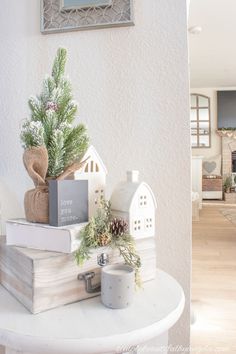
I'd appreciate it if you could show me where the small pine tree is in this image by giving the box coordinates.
[21,48,89,178]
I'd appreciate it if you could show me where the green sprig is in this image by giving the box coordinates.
[74,199,141,285]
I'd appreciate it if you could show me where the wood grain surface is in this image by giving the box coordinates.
[0,237,156,314]
[191,204,236,353]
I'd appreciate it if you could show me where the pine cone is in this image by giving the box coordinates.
[98,233,111,247]
[110,218,128,237]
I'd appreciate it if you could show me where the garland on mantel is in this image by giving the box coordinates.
[217,128,236,139]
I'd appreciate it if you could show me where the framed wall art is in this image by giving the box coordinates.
[41,0,134,34]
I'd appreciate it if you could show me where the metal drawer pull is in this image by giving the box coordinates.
[78,272,101,293]
[78,253,109,294]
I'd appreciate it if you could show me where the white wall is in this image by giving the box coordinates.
[0,0,191,351]
[191,87,236,159]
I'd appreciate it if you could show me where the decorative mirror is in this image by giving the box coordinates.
[41,0,134,34]
[190,94,211,148]
[62,1,112,9]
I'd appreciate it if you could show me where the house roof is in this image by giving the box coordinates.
[82,145,108,174]
[110,181,157,212]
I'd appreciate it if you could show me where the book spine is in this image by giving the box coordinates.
[49,180,59,227]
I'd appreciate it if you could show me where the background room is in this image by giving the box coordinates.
[189,0,236,352]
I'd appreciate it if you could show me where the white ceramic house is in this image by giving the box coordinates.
[110,171,157,239]
[74,146,107,218]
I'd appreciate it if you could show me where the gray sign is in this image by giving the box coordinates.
[49,180,88,227]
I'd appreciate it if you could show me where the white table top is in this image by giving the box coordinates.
[0,269,185,354]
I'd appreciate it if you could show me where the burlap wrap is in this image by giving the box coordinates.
[23,146,87,224]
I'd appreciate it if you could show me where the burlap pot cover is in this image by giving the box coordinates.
[23,146,87,224]
[24,186,49,224]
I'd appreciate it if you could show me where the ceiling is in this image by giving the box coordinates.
[189,0,236,88]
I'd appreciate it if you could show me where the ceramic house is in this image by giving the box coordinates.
[74,146,107,218]
[110,171,157,239]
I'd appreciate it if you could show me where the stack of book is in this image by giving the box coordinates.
[0,219,156,314]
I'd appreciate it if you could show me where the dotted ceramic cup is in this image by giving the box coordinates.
[101,264,135,309]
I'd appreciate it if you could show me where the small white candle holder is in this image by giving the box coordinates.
[101,264,135,309]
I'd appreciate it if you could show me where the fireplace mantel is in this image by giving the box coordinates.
[217,129,236,139]
[217,130,236,176]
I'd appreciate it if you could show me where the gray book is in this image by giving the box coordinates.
[49,180,88,227]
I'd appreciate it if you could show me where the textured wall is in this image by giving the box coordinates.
[0,0,191,351]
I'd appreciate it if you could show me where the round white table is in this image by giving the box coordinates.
[0,270,184,354]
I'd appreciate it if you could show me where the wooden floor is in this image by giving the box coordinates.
[191,204,236,353]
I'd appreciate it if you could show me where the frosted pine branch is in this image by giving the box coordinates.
[20,47,89,178]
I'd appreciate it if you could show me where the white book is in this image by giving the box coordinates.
[6,219,87,253]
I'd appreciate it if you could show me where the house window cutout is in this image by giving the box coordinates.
[139,195,148,207]
[84,161,100,173]
[145,218,153,230]
[94,189,104,205]
[133,219,142,231]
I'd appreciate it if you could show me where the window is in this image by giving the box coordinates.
[145,218,153,230]
[84,161,99,173]
[139,195,148,207]
[133,219,142,232]
[191,94,211,148]
[94,189,104,205]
